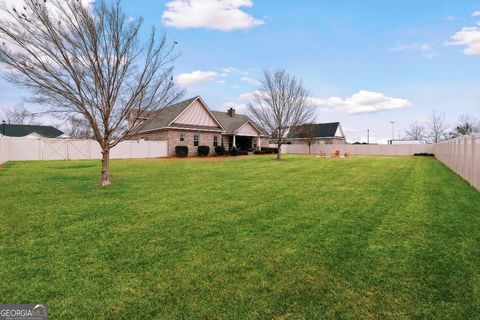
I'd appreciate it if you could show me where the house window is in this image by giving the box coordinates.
[179,133,184,142]
[194,135,199,146]
[221,136,224,146]
[213,136,218,146]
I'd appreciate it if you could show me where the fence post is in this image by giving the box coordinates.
[462,136,468,180]
[455,139,459,172]
[66,138,69,160]
[472,134,477,189]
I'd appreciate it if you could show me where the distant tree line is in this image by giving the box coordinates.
[404,111,479,143]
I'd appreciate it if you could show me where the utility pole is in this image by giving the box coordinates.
[1,120,5,136]
[390,121,395,144]
[367,129,370,144]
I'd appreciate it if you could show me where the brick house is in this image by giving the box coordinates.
[133,96,269,156]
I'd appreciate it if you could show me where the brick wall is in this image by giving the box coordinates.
[139,129,223,156]
[138,129,271,156]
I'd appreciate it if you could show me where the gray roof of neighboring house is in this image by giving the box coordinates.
[139,96,268,135]
[0,124,64,138]
[288,122,343,139]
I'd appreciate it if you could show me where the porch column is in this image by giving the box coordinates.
[258,135,261,150]
[232,134,236,148]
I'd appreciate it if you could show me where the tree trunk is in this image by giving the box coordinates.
[276,143,282,160]
[101,148,111,186]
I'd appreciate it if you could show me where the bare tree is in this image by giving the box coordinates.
[248,70,314,160]
[65,116,94,139]
[404,121,426,141]
[289,122,317,154]
[5,104,39,125]
[0,0,182,185]
[428,110,448,143]
[453,114,479,137]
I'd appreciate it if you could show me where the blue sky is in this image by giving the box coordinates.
[1,0,480,142]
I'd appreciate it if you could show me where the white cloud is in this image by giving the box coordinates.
[445,16,457,22]
[388,45,409,52]
[312,90,411,115]
[221,101,249,114]
[472,11,480,17]
[389,43,438,58]
[162,0,264,31]
[446,26,480,55]
[222,66,237,73]
[176,70,217,86]
[240,90,262,100]
[240,76,260,85]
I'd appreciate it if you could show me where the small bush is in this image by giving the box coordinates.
[214,145,226,156]
[254,150,266,155]
[229,147,239,156]
[197,145,210,157]
[239,150,248,156]
[175,146,188,157]
[414,153,435,157]
[261,147,278,154]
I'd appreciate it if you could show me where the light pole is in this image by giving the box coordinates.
[390,121,395,144]
[367,129,370,144]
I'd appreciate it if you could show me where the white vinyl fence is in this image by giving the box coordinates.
[282,143,433,156]
[0,137,168,163]
[281,134,479,191]
[433,134,479,191]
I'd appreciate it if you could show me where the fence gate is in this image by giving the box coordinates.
[42,139,67,160]
[67,139,91,160]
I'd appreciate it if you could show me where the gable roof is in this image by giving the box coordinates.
[139,96,199,132]
[211,111,267,135]
[139,96,267,135]
[1,124,64,138]
[288,122,343,139]
[169,96,224,130]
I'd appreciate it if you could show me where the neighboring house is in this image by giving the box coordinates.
[133,96,269,156]
[287,122,346,145]
[0,123,64,138]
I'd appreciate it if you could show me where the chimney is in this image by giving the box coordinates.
[227,108,235,117]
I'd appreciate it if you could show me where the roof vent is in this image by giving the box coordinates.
[228,108,235,117]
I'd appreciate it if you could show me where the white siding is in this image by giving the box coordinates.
[173,100,220,128]
[236,122,259,136]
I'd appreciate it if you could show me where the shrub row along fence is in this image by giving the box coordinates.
[432,134,479,191]
[0,137,168,163]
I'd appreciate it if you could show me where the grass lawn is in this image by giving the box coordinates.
[1,155,479,319]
